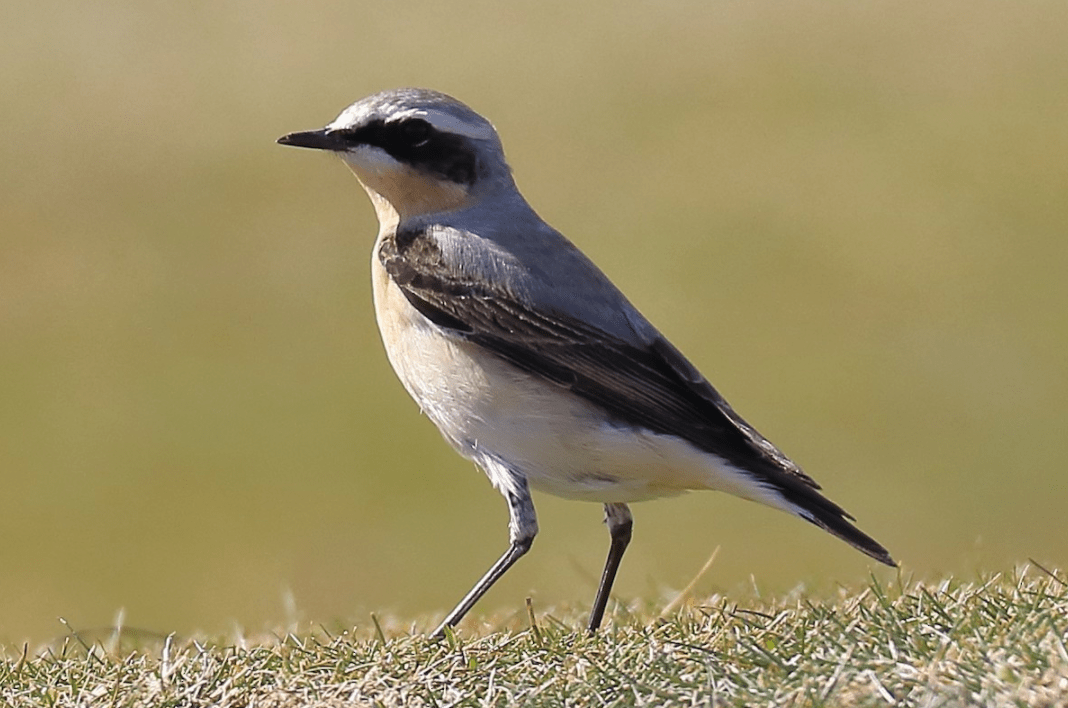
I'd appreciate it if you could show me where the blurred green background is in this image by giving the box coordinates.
[2,0,1066,644]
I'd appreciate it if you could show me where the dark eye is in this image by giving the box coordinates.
[402,119,431,147]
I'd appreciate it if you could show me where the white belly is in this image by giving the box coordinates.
[370,254,793,511]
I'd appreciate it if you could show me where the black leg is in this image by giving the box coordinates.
[587,502,633,634]
[432,474,537,637]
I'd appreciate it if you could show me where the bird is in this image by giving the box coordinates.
[277,87,895,637]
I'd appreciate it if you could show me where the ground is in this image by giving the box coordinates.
[3,566,1066,707]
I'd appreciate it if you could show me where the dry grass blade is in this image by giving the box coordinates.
[2,567,1066,707]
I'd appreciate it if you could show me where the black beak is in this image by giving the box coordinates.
[276,129,343,151]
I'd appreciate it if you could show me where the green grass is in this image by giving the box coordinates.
[4,566,1066,707]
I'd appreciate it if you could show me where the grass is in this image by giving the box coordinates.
[3,566,1066,707]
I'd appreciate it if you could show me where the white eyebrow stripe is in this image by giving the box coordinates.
[328,103,373,131]
[392,107,496,141]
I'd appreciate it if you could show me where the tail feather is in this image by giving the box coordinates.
[800,505,896,567]
[775,479,896,567]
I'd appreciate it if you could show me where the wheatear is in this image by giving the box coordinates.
[278,88,895,636]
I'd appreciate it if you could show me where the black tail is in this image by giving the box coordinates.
[779,480,896,567]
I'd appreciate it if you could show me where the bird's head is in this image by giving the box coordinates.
[278,88,514,231]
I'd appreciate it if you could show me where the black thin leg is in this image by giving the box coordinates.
[432,537,533,637]
[432,471,537,638]
[587,503,633,634]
